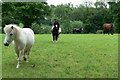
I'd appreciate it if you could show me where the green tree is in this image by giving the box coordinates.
[52,3,73,21]
[94,1,107,8]
[2,2,20,27]
[2,2,51,28]
[108,2,120,33]
[61,20,71,34]
[70,5,86,21]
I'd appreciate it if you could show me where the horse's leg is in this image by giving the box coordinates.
[16,50,23,68]
[52,33,55,41]
[14,43,19,60]
[111,30,113,35]
[111,32,113,35]
[23,51,27,62]
[23,54,29,62]
[23,47,31,62]
[15,49,19,60]
[52,33,54,41]
[56,35,58,43]
[79,31,81,34]
[53,36,55,41]
[53,35,56,43]
[108,30,110,35]
[25,50,30,62]
[53,35,54,43]
[103,30,106,35]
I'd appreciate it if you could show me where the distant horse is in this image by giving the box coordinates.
[4,24,34,68]
[73,27,83,34]
[51,20,61,43]
[103,23,114,35]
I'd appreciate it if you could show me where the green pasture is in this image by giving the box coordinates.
[2,34,118,78]
[0,34,2,79]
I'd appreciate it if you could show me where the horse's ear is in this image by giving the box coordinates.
[11,26,14,29]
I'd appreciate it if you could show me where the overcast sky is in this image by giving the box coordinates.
[47,0,97,7]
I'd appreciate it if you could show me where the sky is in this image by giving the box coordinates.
[47,0,97,7]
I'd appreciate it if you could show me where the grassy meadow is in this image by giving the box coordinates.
[0,34,2,79]
[2,34,118,78]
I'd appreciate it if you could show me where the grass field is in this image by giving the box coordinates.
[2,34,118,78]
[0,34,2,79]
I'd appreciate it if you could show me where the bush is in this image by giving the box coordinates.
[31,23,51,34]
[83,23,97,34]
[0,27,2,33]
[2,17,20,27]
[96,30,103,34]
[61,20,83,34]
[19,23,24,28]
[61,20,71,34]
[70,21,83,29]
[41,25,51,34]
[114,18,120,33]
[31,23,42,34]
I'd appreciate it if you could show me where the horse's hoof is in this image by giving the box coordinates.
[26,60,29,63]
[16,65,19,68]
[32,64,35,68]
[24,57,27,61]
[23,57,29,62]
[16,66,19,68]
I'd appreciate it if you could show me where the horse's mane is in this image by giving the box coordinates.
[4,24,22,37]
[53,20,60,28]
[8,24,21,29]
[6,24,22,32]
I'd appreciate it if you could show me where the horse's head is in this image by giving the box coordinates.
[4,24,16,46]
[81,27,84,31]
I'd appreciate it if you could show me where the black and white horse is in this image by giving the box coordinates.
[73,27,83,34]
[51,20,61,43]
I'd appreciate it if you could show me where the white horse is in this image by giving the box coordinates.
[4,24,34,68]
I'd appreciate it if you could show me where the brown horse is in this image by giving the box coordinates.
[103,23,114,35]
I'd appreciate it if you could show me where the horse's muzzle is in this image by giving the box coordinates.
[4,43,9,46]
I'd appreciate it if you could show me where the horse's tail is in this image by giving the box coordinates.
[111,23,114,33]
[111,23,113,28]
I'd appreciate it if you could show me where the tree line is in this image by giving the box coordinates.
[2,1,120,34]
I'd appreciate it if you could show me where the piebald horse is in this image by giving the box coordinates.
[73,27,83,34]
[4,24,34,68]
[51,20,61,43]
